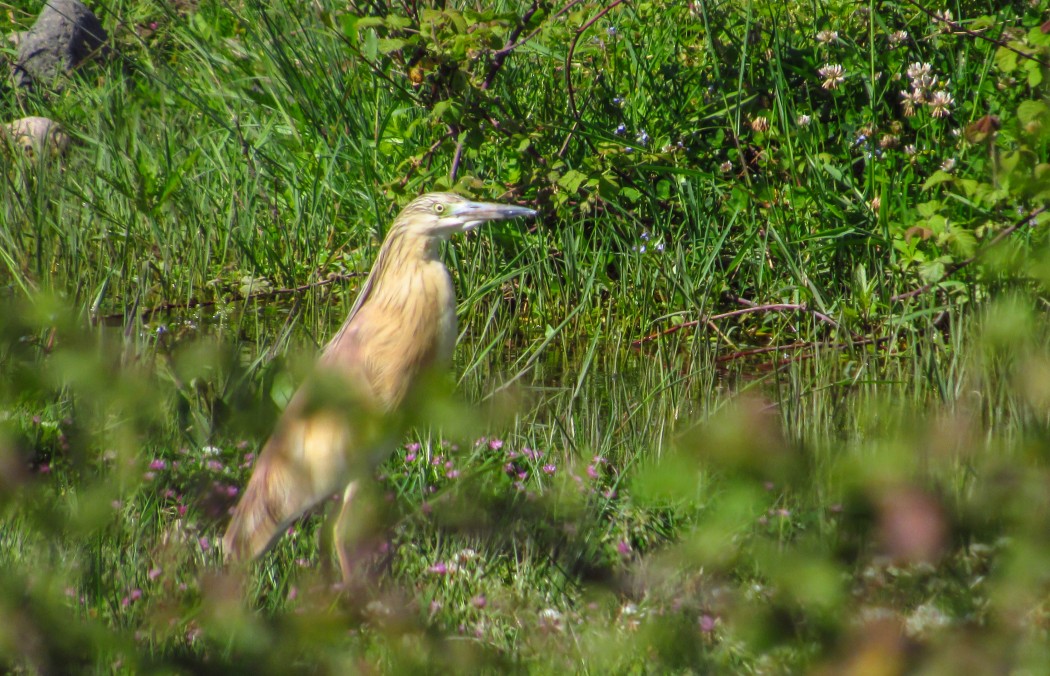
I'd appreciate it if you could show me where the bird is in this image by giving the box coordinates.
[222,192,537,581]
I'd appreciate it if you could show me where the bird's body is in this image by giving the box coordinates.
[222,192,535,578]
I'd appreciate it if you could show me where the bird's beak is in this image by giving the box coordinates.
[451,200,538,231]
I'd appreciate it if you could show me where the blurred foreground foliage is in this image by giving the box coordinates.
[2,0,1050,672]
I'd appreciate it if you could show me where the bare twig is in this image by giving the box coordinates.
[92,272,366,326]
[890,205,1046,302]
[631,302,841,348]
[902,0,1050,69]
[483,0,542,90]
[566,0,625,123]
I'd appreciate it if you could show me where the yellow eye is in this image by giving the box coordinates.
[434,203,445,214]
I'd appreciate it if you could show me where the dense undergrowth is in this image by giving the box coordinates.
[2,0,1050,672]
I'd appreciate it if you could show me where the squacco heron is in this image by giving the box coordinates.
[222,192,536,580]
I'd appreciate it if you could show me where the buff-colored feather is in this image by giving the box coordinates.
[222,192,535,580]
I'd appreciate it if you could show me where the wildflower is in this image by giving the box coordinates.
[586,464,599,479]
[488,438,503,451]
[201,445,221,456]
[904,144,917,156]
[906,62,932,82]
[869,196,881,212]
[818,63,845,90]
[636,129,650,146]
[750,115,769,133]
[198,536,210,551]
[719,160,733,173]
[888,30,908,47]
[928,90,954,118]
[617,540,632,556]
[405,441,420,452]
[287,586,298,602]
[941,158,956,172]
[149,459,167,471]
[542,464,556,475]
[797,114,812,127]
[700,614,717,633]
[606,25,617,36]
[447,469,460,479]
[934,9,954,32]
[879,134,899,149]
[205,460,224,472]
[456,548,477,563]
[614,123,626,135]
[538,608,564,633]
[472,595,487,609]
[428,561,449,575]
[815,29,838,45]
[39,463,51,474]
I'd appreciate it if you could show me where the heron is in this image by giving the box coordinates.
[222,192,537,581]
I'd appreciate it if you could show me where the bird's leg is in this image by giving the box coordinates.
[333,480,360,585]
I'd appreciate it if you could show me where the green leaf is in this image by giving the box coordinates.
[923,171,954,190]
[1018,100,1049,126]
[994,46,1018,73]
[558,169,587,193]
[378,38,406,54]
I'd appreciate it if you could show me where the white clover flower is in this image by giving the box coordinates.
[816,29,839,45]
[906,62,932,82]
[941,157,957,172]
[888,30,908,47]
[719,160,733,173]
[869,196,881,212]
[818,63,845,90]
[797,114,812,127]
[750,115,770,133]
[904,144,917,156]
[928,90,954,118]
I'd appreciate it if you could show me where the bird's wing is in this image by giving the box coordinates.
[222,315,383,562]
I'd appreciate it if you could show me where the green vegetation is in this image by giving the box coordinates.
[3,0,1050,671]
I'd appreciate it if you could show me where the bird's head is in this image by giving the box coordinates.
[392,192,537,239]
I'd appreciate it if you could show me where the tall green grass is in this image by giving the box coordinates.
[2,0,1050,671]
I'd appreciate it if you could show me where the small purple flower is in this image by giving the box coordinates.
[148,568,162,581]
[149,459,167,471]
[428,562,448,575]
[700,614,716,633]
[287,586,298,601]
[206,460,223,472]
[587,465,599,479]
[617,540,631,556]
[503,462,516,476]
[38,464,51,474]
[447,469,461,479]
[405,451,417,463]
[225,485,239,498]
[198,537,210,551]
[542,464,556,475]
[405,442,421,452]
[488,439,504,451]
[472,594,487,609]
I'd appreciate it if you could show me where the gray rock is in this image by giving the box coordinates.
[13,0,108,89]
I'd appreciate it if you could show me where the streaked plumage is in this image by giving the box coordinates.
[222,192,536,580]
